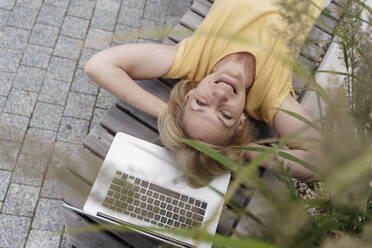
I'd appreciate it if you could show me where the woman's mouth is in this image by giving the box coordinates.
[215,77,237,94]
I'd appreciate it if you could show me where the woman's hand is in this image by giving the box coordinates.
[85,43,178,118]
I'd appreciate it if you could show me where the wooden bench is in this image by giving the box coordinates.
[59,0,346,246]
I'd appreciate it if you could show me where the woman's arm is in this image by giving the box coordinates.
[85,43,178,118]
[245,96,320,179]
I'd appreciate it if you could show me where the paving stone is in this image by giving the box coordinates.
[0,26,30,49]
[143,0,168,23]
[0,73,14,96]
[91,8,117,32]
[25,229,62,248]
[61,15,89,39]
[2,183,40,217]
[0,9,10,30]
[13,65,46,92]
[90,107,106,130]
[71,68,99,95]
[12,153,48,186]
[96,88,116,109]
[54,36,83,60]
[122,0,146,8]
[118,6,143,28]
[64,92,96,120]
[113,23,139,44]
[32,198,65,231]
[140,19,164,42]
[0,0,15,9]
[67,0,96,19]
[0,113,28,142]
[0,47,23,72]
[85,28,112,50]
[0,139,21,170]
[29,23,59,47]
[40,167,63,199]
[22,127,57,157]
[49,141,80,168]
[57,117,89,143]
[44,0,69,8]
[78,47,98,68]
[38,78,70,105]
[95,0,121,13]
[0,96,5,111]
[16,0,43,9]
[21,44,52,69]
[30,102,64,131]
[0,214,31,248]
[0,170,12,201]
[4,89,37,116]
[47,56,77,82]
[37,3,66,26]
[7,6,38,29]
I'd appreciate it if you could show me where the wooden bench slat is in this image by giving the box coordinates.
[293,74,306,98]
[217,207,238,236]
[136,79,171,101]
[297,54,317,72]
[301,43,324,63]
[315,12,337,35]
[230,185,252,208]
[59,167,91,209]
[100,105,160,145]
[66,146,104,185]
[324,2,344,21]
[331,0,347,8]
[162,37,177,45]
[64,208,129,247]
[159,78,179,88]
[307,25,333,44]
[191,0,212,18]
[83,124,114,159]
[108,79,171,133]
[168,24,194,43]
[115,99,158,131]
[180,10,204,31]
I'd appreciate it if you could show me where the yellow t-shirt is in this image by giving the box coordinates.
[165,0,326,126]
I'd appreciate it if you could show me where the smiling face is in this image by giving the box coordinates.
[182,52,255,145]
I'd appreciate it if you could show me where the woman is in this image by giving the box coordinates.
[85,0,327,183]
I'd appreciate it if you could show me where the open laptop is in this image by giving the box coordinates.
[84,132,231,248]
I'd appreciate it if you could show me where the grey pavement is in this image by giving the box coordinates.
[0,0,192,247]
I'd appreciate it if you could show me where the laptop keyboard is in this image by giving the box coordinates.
[102,170,208,230]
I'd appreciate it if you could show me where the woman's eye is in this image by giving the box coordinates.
[222,113,232,120]
[196,99,205,106]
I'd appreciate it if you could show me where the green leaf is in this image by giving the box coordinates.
[316,70,354,78]
[277,108,322,133]
[278,151,317,173]
[179,138,240,171]
[235,146,318,175]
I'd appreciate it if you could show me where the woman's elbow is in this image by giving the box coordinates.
[84,53,103,79]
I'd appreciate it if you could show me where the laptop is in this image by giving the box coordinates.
[84,132,231,248]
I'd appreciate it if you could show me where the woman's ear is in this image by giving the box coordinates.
[236,113,246,132]
[184,89,194,104]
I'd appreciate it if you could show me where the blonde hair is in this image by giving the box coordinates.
[158,80,256,187]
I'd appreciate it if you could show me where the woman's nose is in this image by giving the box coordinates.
[212,86,228,102]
